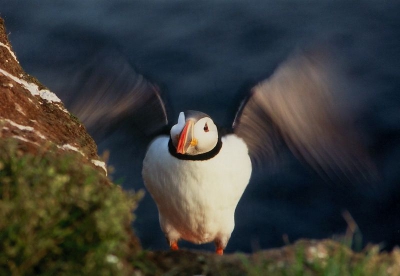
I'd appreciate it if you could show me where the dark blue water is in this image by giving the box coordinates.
[1,1,400,253]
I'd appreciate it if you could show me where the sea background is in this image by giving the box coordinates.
[1,1,399,253]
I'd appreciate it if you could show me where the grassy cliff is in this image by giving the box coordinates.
[0,139,142,275]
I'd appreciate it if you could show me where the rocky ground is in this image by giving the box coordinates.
[138,239,400,275]
[0,18,103,173]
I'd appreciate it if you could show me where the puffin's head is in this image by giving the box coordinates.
[170,110,219,155]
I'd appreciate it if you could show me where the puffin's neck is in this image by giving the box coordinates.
[168,137,223,161]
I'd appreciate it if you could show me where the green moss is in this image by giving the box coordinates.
[236,241,390,276]
[0,139,142,275]
[134,240,395,276]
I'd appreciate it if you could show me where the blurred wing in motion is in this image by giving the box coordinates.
[61,49,168,139]
[234,48,376,183]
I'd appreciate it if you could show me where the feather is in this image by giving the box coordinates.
[234,47,376,183]
[60,48,168,139]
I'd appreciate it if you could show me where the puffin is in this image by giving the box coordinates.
[62,46,376,255]
[142,110,252,255]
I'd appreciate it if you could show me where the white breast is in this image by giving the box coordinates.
[142,134,252,245]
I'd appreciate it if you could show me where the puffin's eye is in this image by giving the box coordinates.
[203,123,209,132]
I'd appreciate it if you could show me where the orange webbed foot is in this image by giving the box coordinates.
[170,241,179,251]
[216,247,224,255]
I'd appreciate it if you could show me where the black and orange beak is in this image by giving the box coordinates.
[176,120,197,154]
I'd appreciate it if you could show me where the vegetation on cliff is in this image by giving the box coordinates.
[0,139,142,275]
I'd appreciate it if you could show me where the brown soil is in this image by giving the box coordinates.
[0,18,100,170]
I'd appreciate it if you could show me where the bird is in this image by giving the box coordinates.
[61,46,376,255]
[142,110,252,255]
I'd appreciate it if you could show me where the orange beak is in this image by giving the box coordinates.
[177,120,195,154]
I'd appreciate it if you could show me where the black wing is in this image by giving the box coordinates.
[233,47,376,183]
[60,48,168,140]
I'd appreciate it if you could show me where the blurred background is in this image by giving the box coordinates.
[1,1,399,253]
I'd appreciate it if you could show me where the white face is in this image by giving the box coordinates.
[170,112,219,155]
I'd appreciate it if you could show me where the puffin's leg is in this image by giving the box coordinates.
[160,215,180,251]
[216,246,224,255]
[169,240,179,251]
[214,240,224,255]
[214,236,229,255]
[164,236,180,251]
